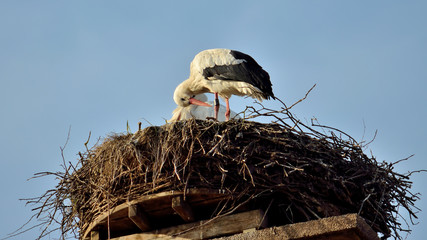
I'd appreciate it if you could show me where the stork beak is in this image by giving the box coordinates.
[189,98,212,107]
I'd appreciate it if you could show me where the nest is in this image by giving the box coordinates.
[18,97,422,240]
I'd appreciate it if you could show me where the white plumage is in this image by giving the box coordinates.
[173,49,274,121]
[169,94,240,122]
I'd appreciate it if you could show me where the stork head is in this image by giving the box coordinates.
[173,83,211,107]
[169,94,211,122]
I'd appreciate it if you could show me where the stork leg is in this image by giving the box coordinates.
[225,98,230,121]
[214,92,220,120]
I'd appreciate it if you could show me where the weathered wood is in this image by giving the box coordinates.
[111,233,190,240]
[217,213,379,240]
[129,204,151,231]
[149,209,268,239]
[243,228,256,233]
[90,230,100,240]
[172,195,195,222]
[82,188,229,239]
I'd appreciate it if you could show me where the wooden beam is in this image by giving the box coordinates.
[128,204,151,231]
[172,195,195,222]
[149,209,268,239]
[216,213,379,240]
[110,233,190,240]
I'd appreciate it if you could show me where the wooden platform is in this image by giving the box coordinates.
[83,188,231,240]
[83,189,379,240]
[91,213,379,240]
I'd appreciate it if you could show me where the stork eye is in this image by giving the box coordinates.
[181,98,185,101]
[192,95,195,98]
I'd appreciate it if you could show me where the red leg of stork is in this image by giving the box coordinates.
[214,92,220,120]
[225,98,230,121]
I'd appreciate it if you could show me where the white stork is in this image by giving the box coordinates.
[173,49,275,120]
[169,94,240,122]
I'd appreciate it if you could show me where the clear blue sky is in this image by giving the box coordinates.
[1,1,426,239]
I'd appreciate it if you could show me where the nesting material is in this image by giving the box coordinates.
[24,103,420,240]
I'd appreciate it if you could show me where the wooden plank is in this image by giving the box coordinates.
[172,195,195,222]
[111,233,190,240]
[217,213,379,240]
[129,204,151,231]
[149,209,268,239]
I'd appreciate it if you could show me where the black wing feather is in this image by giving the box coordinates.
[202,50,274,99]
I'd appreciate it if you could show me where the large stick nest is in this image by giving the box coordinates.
[19,97,422,240]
